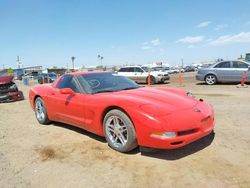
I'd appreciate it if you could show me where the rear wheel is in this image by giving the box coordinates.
[205,74,217,85]
[35,97,50,124]
[103,109,137,153]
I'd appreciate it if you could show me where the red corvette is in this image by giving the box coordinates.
[29,71,215,152]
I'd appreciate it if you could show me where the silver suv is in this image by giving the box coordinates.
[196,60,250,85]
[118,66,170,84]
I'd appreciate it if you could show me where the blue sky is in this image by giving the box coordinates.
[1,0,250,68]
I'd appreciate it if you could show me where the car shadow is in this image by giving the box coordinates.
[140,81,170,86]
[196,82,249,86]
[52,122,106,143]
[51,122,215,160]
[139,131,215,160]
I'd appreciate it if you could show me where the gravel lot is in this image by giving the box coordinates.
[1,72,250,188]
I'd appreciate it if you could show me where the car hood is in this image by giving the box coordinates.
[115,87,198,116]
[0,76,14,84]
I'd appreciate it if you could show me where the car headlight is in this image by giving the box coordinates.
[158,74,163,76]
[187,92,195,98]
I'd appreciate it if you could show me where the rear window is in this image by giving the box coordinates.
[232,61,248,68]
[118,67,134,72]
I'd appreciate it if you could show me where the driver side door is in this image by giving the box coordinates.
[47,75,87,128]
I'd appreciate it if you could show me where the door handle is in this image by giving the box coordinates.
[50,92,55,95]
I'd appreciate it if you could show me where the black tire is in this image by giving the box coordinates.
[103,109,137,153]
[146,76,156,85]
[205,74,217,85]
[34,97,51,125]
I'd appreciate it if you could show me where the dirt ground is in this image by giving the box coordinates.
[1,72,250,188]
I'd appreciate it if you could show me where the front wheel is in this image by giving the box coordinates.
[35,97,51,124]
[146,76,156,85]
[103,109,137,153]
[205,74,217,85]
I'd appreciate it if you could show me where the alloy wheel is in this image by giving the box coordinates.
[105,115,128,148]
[206,75,216,85]
[35,100,45,121]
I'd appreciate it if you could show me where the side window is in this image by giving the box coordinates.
[119,68,127,72]
[57,75,80,93]
[127,67,134,72]
[239,63,249,68]
[233,61,248,68]
[134,67,143,72]
[214,61,231,68]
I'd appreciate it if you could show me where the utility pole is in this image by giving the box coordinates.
[71,56,76,71]
[181,58,184,68]
[97,54,104,70]
[17,56,22,69]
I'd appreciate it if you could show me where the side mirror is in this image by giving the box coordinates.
[60,88,75,95]
[248,66,250,71]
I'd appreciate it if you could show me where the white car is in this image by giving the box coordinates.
[118,66,170,84]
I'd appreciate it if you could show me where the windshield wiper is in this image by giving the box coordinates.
[94,89,115,94]
[118,87,140,91]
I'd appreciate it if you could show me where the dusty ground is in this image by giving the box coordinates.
[1,72,250,188]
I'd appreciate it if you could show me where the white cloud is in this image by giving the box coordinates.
[209,32,250,46]
[142,46,152,50]
[176,36,204,44]
[151,38,160,46]
[142,38,161,50]
[188,45,195,48]
[214,24,228,31]
[196,21,211,28]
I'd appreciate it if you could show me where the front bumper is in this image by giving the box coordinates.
[134,101,215,149]
[0,91,24,103]
[196,74,205,81]
[156,75,170,83]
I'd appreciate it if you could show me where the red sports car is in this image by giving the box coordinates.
[29,71,215,152]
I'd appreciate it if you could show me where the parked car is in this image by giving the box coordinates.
[117,66,169,84]
[196,60,250,85]
[185,66,196,72]
[153,66,171,74]
[24,72,40,80]
[29,71,215,153]
[37,73,57,84]
[0,75,24,103]
[170,67,180,74]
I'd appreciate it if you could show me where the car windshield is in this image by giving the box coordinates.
[77,72,141,94]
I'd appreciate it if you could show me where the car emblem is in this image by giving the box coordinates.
[194,108,201,112]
